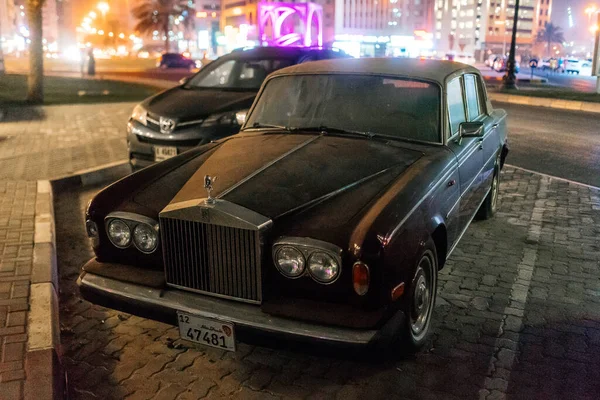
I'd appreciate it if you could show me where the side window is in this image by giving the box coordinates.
[464,74,481,121]
[447,77,466,136]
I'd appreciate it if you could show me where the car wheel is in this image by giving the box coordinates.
[400,238,438,351]
[476,159,500,220]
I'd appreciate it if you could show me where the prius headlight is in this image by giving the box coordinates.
[104,213,159,253]
[202,109,249,127]
[272,238,342,284]
[131,104,147,125]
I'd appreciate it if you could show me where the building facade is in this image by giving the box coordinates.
[333,0,435,57]
[0,0,17,51]
[434,0,552,60]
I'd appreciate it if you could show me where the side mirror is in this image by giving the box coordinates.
[459,121,484,138]
[179,76,190,85]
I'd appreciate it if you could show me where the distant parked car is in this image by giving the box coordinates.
[580,60,593,76]
[129,46,350,168]
[564,59,581,74]
[157,53,197,70]
[486,54,501,67]
[492,57,520,73]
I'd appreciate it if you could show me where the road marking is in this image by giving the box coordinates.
[506,164,600,191]
[481,174,548,399]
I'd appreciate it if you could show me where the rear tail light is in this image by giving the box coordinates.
[352,261,370,296]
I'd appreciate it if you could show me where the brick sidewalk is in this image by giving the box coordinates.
[0,103,135,398]
[0,182,36,398]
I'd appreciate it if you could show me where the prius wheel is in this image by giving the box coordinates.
[476,161,500,220]
[401,238,438,351]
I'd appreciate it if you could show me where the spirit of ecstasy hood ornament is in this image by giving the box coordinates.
[204,175,217,204]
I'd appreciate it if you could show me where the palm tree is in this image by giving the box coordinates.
[536,22,565,57]
[26,0,46,104]
[132,0,193,53]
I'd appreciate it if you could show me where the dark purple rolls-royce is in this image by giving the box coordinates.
[78,58,508,352]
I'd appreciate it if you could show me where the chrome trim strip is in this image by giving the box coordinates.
[178,119,204,127]
[105,211,159,228]
[217,135,321,199]
[161,198,272,231]
[447,186,492,258]
[445,195,461,220]
[79,272,380,345]
[166,282,261,305]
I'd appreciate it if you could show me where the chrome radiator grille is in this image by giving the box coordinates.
[160,217,262,303]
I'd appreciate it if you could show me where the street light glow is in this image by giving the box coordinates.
[97,2,110,15]
[89,11,97,19]
[591,25,599,33]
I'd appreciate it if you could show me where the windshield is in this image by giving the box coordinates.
[186,58,294,90]
[245,75,441,143]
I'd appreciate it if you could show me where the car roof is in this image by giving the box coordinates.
[268,57,480,84]
[221,46,347,60]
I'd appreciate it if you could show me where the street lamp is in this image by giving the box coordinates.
[502,0,520,90]
[591,9,600,94]
[586,5,598,24]
[97,2,110,17]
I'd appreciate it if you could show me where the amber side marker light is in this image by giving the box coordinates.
[391,282,405,301]
[352,261,370,296]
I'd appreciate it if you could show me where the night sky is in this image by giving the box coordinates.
[552,0,598,45]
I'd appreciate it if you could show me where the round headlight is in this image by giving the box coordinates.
[133,224,158,253]
[308,252,340,283]
[107,219,131,248]
[275,246,305,278]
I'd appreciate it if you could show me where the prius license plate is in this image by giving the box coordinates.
[154,146,177,161]
[177,312,236,351]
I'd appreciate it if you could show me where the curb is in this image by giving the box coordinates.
[52,160,132,190]
[489,92,600,113]
[484,76,548,83]
[24,181,64,400]
[23,162,133,399]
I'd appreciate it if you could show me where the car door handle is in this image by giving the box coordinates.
[492,123,499,129]
[477,137,484,150]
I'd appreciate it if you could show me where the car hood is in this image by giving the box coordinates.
[133,133,423,222]
[143,87,257,122]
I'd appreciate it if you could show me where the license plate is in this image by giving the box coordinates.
[176,312,236,351]
[154,146,177,161]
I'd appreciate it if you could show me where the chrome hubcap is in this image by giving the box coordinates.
[491,173,499,210]
[410,261,432,336]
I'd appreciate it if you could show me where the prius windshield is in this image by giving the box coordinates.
[245,74,441,143]
[186,58,294,90]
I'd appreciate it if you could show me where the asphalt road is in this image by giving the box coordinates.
[497,102,600,187]
[532,69,599,93]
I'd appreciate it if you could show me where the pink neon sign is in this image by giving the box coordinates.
[257,2,323,47]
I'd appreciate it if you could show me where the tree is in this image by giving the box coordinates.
[132,0,193,53]
[536,22,565,57]
[26,0,46,104]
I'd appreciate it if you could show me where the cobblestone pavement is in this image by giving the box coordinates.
[56,166,600,400]
[0,103,133,180]
[0,182,37,398]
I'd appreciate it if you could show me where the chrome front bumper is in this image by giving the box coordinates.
[78,271,403,346]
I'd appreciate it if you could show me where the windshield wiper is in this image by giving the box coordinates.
[242,122,290,131]
[288,125,378,139]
